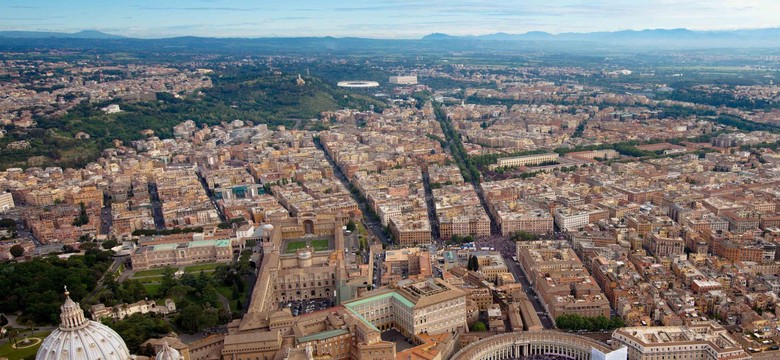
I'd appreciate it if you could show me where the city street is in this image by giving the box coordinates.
[373,253,383,288]
[100,206,112,236]
[420,167,441,240]
[147,182,166,230]
[315,139,392,245]
[197,171,228,223]
[504,254,555,329]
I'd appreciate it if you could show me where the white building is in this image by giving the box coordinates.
[489,153,559,170]
[90,299,177,321]
[101,104,122,114]
[612,322,750,360]
[389,75,418,85]
[0,191,13,212]
[554,207,590,231]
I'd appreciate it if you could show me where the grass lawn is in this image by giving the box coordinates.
[142,283,161,297]
[239,249,252,262]
[133,268,170,277]
[286,239,329,253]
[311,239,329,251]
[184,263,222,272]
[216,280,249,312]
[0,330,51,360]
[136,276,163,284]
[285,240,307,253]
[216,286,238,311]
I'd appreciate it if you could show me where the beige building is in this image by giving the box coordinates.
[497,206,554,236]
[612,322,750,360]
[90,299,176,321]
[342,278,467,337]
[389,75,418,85]
[489,153,559,170]
[381,248,432,285]
[389,213,432,246]
[131,238,234,270]
[433,184,491,240]
[210,214,394,360]
[0,191,14,212]
[643,227,685,258]
[517,241,612,321]
[438,213,491,240]
[472,251,511,283]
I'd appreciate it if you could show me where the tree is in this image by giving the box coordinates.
[511,231,537,242]
[555,313,624,331]
[106,313,172,353]
[471,321,487,331]
[0,218,16,228]
[0,248,111,324]
[451,234,463,245]
[175,305,202,333]
[72,202,89,227]
[167,285,193,302]
[231,284,240,300]
[467,255,480,272]
[158,267,177,297]
[79,242,98,251]
[10,244,24,258]
[102,239,118,249]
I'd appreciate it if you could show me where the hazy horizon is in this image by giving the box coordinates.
[3,0,780,39]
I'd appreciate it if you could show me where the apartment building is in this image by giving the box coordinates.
[0,191,13,212]
[612,322,750,360]
[554,207,591,231]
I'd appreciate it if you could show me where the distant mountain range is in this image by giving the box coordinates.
[1,28,779,53]
[0,30,124,39]
[422,28,780,47]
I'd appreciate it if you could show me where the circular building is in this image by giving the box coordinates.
[260,223,274,238]
[336,81,380,88]
[36,287,132,360]
[450,331,614,360]
[155,341,182,360]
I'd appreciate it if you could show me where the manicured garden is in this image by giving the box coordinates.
[0,330,51,360]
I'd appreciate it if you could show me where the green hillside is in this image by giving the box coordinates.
[0,69,386,170]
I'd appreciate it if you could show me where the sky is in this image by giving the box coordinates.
[3,0,780,38]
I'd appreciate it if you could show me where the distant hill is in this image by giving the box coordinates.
[1,27,780,54]
[421,28,780,48]
[0,30,124,39]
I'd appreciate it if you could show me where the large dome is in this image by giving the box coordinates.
[36,287,132,360]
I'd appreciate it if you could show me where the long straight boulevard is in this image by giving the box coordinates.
[314,138,392,245]
[432,102,501,236]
